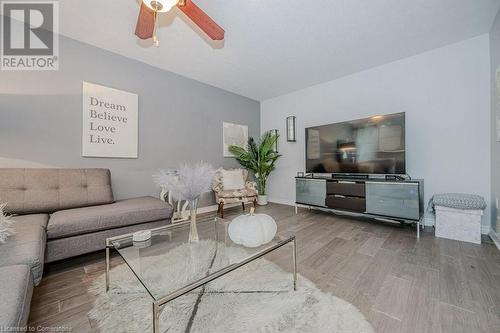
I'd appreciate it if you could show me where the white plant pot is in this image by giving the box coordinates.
[257,195,268,206]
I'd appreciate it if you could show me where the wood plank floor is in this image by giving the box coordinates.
[29,203,500,332]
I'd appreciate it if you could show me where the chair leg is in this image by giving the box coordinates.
[253,198,257,209]
[242,202,245,211]
[220,202,224,219]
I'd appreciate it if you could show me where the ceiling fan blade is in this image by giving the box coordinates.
[135,2,155,39]
[177,0,225,40]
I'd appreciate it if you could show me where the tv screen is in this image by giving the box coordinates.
[305,112,406,175]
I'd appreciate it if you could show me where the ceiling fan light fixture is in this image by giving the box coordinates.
[143,0,178,13]
[135,0,225,41]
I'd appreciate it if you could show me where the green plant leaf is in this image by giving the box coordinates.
[229,131,281,195]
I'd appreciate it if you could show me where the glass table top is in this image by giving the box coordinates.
[108,215,288,301]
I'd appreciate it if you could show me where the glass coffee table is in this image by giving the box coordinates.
[105,215,297,333]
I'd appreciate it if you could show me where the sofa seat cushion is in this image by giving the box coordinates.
[0,265,33,330]
[217,188,257,198]
[46,219,171,263]
[0,214,48,286]
[47,196,173,240]
[12,213,49,229]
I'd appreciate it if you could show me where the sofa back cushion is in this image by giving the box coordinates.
[0,168,114,214]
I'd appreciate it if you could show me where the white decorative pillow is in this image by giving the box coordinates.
[0,203,15,244]
[221,169,245,190]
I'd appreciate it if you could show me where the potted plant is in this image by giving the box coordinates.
[229,131,281,205]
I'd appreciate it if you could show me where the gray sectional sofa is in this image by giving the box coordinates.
[0,168,173,331]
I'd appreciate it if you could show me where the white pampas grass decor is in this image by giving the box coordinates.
[0,203,15,244]
[152,169,178,191]
[153,161,216,202]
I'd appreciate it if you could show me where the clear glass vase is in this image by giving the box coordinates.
[188,198,199,242]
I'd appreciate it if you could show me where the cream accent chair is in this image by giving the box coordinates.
[212,168,257,218]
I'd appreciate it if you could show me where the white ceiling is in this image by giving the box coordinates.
[56,0,500,101]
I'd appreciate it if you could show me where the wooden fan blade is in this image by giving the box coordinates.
[135,2,155,39]
[177,0,225,40]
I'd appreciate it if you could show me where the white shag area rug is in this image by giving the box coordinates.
[89,240,374,333]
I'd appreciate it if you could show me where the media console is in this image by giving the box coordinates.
[295,176,424,237]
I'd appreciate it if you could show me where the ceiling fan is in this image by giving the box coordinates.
[135,0,225,46]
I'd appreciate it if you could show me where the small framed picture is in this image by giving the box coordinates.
[497,67,500,142]
[223,122,248,157]
[496,66,500,106]
[497,114,500,142]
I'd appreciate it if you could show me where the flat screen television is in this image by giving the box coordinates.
[305,112,406,175]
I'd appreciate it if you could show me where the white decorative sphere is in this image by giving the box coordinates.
[228,210,277,248]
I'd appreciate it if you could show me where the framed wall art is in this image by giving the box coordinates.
[82,81,138,158]
[223,122,248,157]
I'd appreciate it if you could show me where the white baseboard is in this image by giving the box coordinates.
[268,198,295,206]
[489,230,500,252]
[196,204,219,214]
[171,202,244,224]
[197,202,240,215]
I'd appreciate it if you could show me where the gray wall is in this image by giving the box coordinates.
[491,10,500,235]
[261,35,492,231]
[0,35,260,207]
